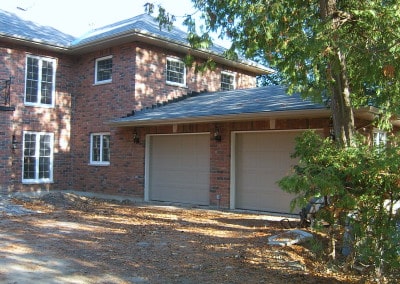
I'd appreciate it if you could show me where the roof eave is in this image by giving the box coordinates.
[0,34,70,52]
[355,106,400,127]
[107,106,400,128]
[69,31,275,74]
[106,108,331,127]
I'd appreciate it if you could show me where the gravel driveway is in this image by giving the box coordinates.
[0,192,359,284]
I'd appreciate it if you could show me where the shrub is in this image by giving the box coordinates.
[279,130,400,282]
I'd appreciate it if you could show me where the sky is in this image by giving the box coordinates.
[1,0,230,47]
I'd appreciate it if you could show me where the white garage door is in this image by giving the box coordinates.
[148,134,210,205]
[235,131,301,213]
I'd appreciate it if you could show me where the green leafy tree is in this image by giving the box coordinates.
[278,130,400,281]
[146,0,400,145]
[146,1,400,281]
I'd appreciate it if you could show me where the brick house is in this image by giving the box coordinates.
[1,10,395,213]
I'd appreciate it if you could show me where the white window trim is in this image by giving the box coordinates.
[22,131,54,184]
[94,55,113,85]
[90,132,111,166]
[166,57,186,87]
[24,55,56,108]
[373,129,387,147]
[221,71,236,91]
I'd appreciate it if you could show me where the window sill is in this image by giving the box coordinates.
[22,180,54,184]
[166,82,187,88]
[24,103,55,109]
[93,80,112,86]
[89,163,110,166]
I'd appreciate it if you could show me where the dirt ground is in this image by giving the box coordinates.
[0,192,365,284]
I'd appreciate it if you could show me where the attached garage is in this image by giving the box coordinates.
[232,130,303,213]
[146,133,210,205]
[110,86,332,211]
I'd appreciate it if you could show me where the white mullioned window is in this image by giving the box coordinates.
[25,55,56,107]
[373,129,387,147]
[22,131,54,183]
[90,133,110,165]
[221,71,235,91]
[166,57,186,86]
[95,55,113,84]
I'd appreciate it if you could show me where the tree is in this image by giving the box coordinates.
[146,0,400,146]
[146,1,400,281]
[278,130,400,280]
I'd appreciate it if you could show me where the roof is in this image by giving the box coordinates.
[0,10,273,74]
[108,85,329,127]
[0,10,74,48]
[72,13,224,53]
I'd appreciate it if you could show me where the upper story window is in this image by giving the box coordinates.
[95,56,113,84]
[221,71,235,91]
[90,133,110,165]
[166,57,186,86]
[25,55,56,107]
[22,131,54,183]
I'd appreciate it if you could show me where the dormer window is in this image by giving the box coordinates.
[221,71,235,91]
[95,56,113,84]
[166,57,186,86]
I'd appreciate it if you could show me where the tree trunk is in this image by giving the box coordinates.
[320,0,355,147]
[330,51,355,146]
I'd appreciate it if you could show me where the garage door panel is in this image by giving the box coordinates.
[235,131,301,213]
[149,134,210,205]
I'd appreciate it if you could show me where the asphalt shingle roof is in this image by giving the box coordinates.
[0,10,74,47]
[0,10,224,54]
[72,13,226,54]
[0,10,270,71]
[110,85,326,126]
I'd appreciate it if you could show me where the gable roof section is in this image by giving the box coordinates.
[70,14,273,74]
[0,10,74,50]
[0,10,273,74]
[108,85,329,127]
[72,13,224,54]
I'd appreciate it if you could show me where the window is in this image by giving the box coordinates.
[221,72,235,91]
[166,57,186,86]
[22,132,53,183]
[90,133,110,165]
[95,56,113,84]
[373,130,387,147]
[25,55,56,107]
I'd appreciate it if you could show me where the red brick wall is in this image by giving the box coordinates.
[124,118,330,208]
[71,42,259,195]
[1,39,328,207]
[0,43,74,193]
[0,111,13,193]
[71,44,140,195]
[133,43,257,110]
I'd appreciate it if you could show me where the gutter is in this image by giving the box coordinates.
[107,106,400,128]
[106,109,331,127]
[0,34,71,53]
[69,30,275,74]
[355,106,400,127]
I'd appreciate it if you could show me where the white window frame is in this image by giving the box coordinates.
[373,129,387,147]
[90,133,111,165]
[166,57,186,87]
[221,71,235,91]
[95,55,113,84]
[22,131,54,184]
[24,55,56,107]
